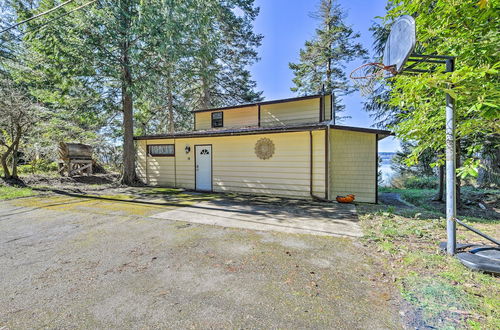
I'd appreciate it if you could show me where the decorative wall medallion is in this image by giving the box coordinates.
[255,138,275,160]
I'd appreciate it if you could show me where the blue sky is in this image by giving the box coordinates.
[249,0,398,152]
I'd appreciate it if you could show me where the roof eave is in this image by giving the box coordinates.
[191,94,323,113]
[329,124,393,139]
[134,123,328,140]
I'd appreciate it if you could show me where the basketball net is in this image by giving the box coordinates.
[350,63,397,96]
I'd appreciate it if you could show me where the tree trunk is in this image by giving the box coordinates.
[1,148,12,178]
[119,12,136,184]
[119,0,137,186]
[121,65,136,185]
[167,71,174,133]
[325,0,332,94]
[201,75,211,109]
[477,139,500,187]
[434,164,444,202]
[10,127,22,179]
[11,140,19,179]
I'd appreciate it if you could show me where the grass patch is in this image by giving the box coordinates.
[358,199,500,329]
[140,187,185,195]
[380,186,500,225]
[401,276,475,328]
[0,184,35,200]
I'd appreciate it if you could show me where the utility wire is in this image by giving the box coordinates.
[17,0,98,37]
[0,0,75,35]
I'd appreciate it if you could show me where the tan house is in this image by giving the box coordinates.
[134,94,391,203]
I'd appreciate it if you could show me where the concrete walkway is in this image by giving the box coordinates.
[151,198,361,237]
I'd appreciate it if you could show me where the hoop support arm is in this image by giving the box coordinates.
[410,53,456,60]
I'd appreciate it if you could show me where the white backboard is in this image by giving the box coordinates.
[383,15,416,73]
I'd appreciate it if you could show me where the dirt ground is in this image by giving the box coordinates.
[0,188,406,329]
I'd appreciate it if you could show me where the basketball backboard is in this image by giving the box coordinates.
[383,15,416,73]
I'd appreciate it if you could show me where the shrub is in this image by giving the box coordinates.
[20,159,58,175]
[391,175,438,189]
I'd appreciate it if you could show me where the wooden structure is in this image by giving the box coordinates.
[135,95,392,203]
[58,142,93,176]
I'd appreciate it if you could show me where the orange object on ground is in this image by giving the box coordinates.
[336,194,355,203]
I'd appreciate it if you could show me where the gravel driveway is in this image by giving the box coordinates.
[0,192,403,329]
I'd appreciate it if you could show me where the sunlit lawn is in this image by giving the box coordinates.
[359,188,499,329]
[0,185,36,200]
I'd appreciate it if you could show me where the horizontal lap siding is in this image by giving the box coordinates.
[135,131,327,199]
[136,140,147,183]
[144,138,176,186]
[147,157,175,186]
[261,98,319,127]
[194,112,211,130]
[323,95,332,121]
[194,106,258,131]
[330,130,376,203]
[312,130,326,198]
[175,138,196,189]
[211,132,311,198]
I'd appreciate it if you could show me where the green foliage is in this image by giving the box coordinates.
[359,202,500,329]
[25,159,58,174]
[136,0,263,135]
[381,0,499,179]
[289,0,366,120]
[401,175,438,189]
[391,141,438,177]
[0,184,34,199]
[401,275,475,328]
[3,0,263,180]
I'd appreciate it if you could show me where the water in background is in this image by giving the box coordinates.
[379,152,396,186]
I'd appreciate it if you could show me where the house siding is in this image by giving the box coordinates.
[193,96,334,131]
[136,140,147,183]
[135,130,327,199]
[260,98,320,127]
[329,129,377,203]
[194,105,258,131]
[323,95,332,121]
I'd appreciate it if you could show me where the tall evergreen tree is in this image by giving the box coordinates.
[9,0,263,184]
[289,0,366,121]
[186,0,263,110]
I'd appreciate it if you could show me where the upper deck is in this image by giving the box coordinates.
[193,94,333,131]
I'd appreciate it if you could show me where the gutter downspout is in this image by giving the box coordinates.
[310,130,329,202]
[309,131,313,197]
[325,92,336,201]
[325,126,330,200]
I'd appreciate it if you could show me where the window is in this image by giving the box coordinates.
[211,111,223,128]
[148,144,175,157]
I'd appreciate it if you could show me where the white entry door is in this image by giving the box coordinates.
[195,145,212,191]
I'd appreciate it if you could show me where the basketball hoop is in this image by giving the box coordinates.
[349,62,397,96]
[351,15,416,96]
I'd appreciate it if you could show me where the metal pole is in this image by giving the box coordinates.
[445,58,456,255]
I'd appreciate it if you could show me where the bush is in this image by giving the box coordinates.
[17,160,58,175]
[31,159,58,173]
[392,175,438,189]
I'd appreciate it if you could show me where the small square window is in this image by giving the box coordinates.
[148,144,175,157]
[211,111,223,128]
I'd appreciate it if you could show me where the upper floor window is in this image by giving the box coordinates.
[211,111,223,128]
[148,144,175,157]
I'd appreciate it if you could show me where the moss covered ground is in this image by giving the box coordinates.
[0,184,35,200]
[358,190,499,329]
